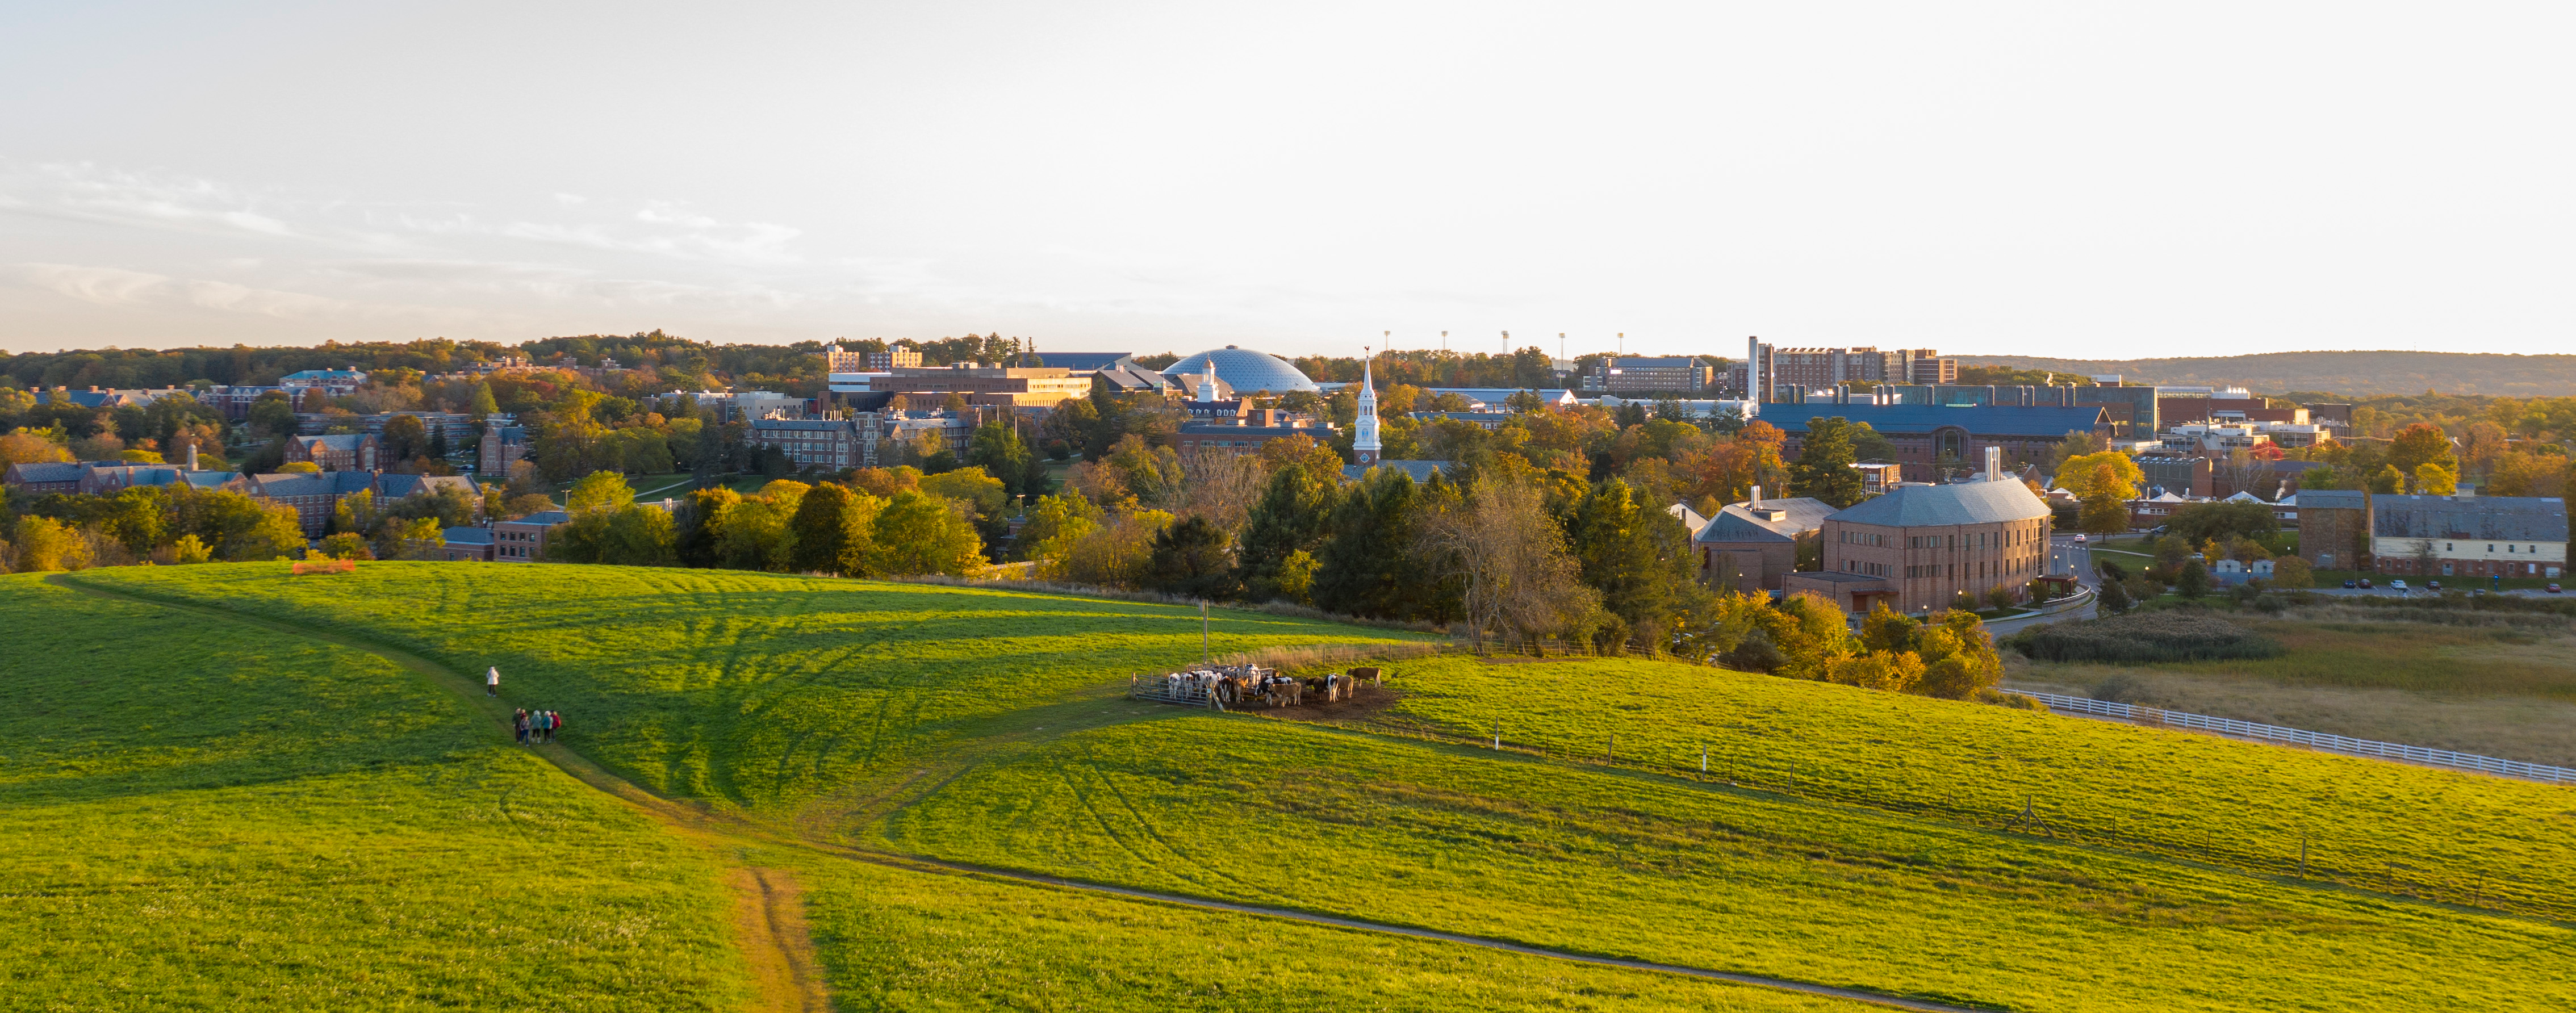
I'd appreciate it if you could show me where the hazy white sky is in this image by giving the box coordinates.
[3,1,2570,359]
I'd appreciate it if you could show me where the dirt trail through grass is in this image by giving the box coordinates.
[45,575,834,1013]
[54,575,1985,1013]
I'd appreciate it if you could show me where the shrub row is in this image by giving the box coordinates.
[2008,609,2282,663]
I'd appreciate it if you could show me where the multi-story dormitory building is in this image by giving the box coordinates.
[745,412,980,471]
[1729,342,1956,400]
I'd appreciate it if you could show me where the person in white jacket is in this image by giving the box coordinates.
[487,667,501,697]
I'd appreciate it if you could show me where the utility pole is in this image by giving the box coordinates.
[1201,601,1210,663]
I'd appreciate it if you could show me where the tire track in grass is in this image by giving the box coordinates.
[57,574,2013,1013]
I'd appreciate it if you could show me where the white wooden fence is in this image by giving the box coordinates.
[2023,690,2576,784]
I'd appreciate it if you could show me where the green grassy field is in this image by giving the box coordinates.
[33,563,2576,1011]
[789,854,1863,1012]
[11,567,1859,1011]
[0,576,747,1011]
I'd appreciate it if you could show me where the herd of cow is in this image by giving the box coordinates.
[1132,664,1385,710]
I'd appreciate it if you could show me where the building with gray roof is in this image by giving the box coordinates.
[1692,487,1835,595]
[2369,494,2566,580]
[1755,403,2111,483]
[3,461,94,495]
[1788,450,2057,614]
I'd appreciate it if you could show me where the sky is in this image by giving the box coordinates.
[3,1,2571,361]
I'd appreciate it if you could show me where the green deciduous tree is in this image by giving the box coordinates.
[1569,478,1703,650]
[788,483,884,576]
[566,470,637,515]
[870,490,983,575]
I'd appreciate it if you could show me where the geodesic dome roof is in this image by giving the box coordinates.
[1159,345,1319,394]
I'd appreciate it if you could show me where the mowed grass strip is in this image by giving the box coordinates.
[0,575,745,1012]
[791,854,1875,1012]
[1350,654,2576,915]
[873,715,2576,1013]
[73,563,1432,814]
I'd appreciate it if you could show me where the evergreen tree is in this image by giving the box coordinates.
[1792,416,1866,508]
[2176,558,2211,598]
[2097,571,2134,614]
[1148,516,1237,599]
[1235,462,1344,602]
[1311,468,1429,619]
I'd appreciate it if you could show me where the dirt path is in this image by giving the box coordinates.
[51,575,2010,1013]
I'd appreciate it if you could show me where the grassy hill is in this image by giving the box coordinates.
[1954,350,2576,397]
[18,562,2576,1010]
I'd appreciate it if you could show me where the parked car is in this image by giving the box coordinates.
[2359,578,2374,589]
[2391,580,2410,592]
[2550,583,2564,594]
[2342,579,2358,589]
[2427,580,2442,591]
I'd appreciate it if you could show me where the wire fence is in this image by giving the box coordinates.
[2018,691,2576,784]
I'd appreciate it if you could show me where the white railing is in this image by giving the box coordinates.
[2022,690,2576,784]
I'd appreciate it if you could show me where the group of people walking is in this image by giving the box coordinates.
[515,708,562,744]
[487,667,564,746]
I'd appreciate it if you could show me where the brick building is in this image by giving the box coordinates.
[286,434,380,472]
[3,461,89,495]
[1583,357,1716,395]
[1729,344,1954,399]
[1692,488,1833,595]
[1787,455,2055,614]
[479,424,529,476]
[492,510,571,562]
[1174,412,1340,455]
[1757,403,2111,483]
[749,417,867,471]
[2291,490,2370,572]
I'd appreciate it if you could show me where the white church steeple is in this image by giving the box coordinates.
[1196,357,1219,403]
[1354,350,1380,466]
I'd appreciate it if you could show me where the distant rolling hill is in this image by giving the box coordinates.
[1956,351,2576,397]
